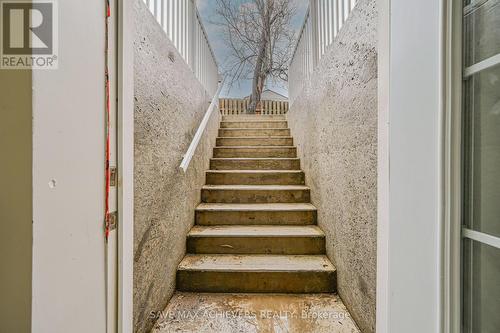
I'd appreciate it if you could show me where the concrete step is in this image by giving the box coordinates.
[201,185,311,204]
[195,203,317,225]
[213,146,297,158]
[210,158,300,170]
[220,121,288,129]
[222,115,286,122]
[206,170,305,185]
[187,225,325,255]
[219,128,291,137]
[153,294,360,333]
[177,254,336,293]
[217,137,293,147]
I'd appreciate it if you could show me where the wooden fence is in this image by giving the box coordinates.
[219,98,289,115]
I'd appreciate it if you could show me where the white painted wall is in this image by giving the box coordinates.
[32,0,110,331]
[377,0,444,332]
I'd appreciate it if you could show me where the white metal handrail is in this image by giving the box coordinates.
[143,0,219,96]
[289,0,357,104]
[179,81,224,173]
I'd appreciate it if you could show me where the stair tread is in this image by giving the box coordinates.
[196,203,317,211]
[217,137,293,147]
[211,157,299,160]
[202,185,309,190]
[214,146,296,149]
[217,136,293,139]
[221,121,287,123]
[189,225,324,237]
[222,115,286,116]
[178,254,335,272]
[207,170,304,174]
[220,128,290,130]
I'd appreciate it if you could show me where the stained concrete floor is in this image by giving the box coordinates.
[152,293,360,333]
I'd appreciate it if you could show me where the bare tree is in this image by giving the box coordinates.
[213,0,296,113]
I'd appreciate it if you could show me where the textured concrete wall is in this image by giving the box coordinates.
[287,0,377,332]
[133,1,218,332]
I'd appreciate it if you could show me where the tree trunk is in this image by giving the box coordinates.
[248,44,267,114]
[248,5,270,114]
[248,75,266,114]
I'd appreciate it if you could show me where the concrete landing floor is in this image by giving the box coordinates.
[152,293,360,333]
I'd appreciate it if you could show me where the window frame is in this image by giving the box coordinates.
[442,0,463,332]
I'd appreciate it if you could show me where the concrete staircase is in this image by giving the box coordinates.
[177,115,336,293]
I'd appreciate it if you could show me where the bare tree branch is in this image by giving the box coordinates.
[213,0,296,113]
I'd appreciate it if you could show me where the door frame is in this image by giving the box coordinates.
[117,0,134,332]
[442,0,462,332]
[376,0,447,331]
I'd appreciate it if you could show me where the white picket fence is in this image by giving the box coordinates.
[143,0,219,96]
[289,0,357,104]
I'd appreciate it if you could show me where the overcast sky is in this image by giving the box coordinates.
[196,0,309,98]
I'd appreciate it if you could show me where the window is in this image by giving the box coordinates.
[461,0,500,332]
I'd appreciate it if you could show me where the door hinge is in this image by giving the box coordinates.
[110,166,118,187]
[108,211,118,231]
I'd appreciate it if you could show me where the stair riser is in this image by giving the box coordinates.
[220,121,288,129]
[211,159,300,170]
[201,189,311,203]
[196,210,317,225]
[206,172,305,185]
[222,115,286,122]
[217,137,293,146]
[219,129,291,137]
[213,147,297,158]
[177,271,336,293]
[187,236,325,255]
